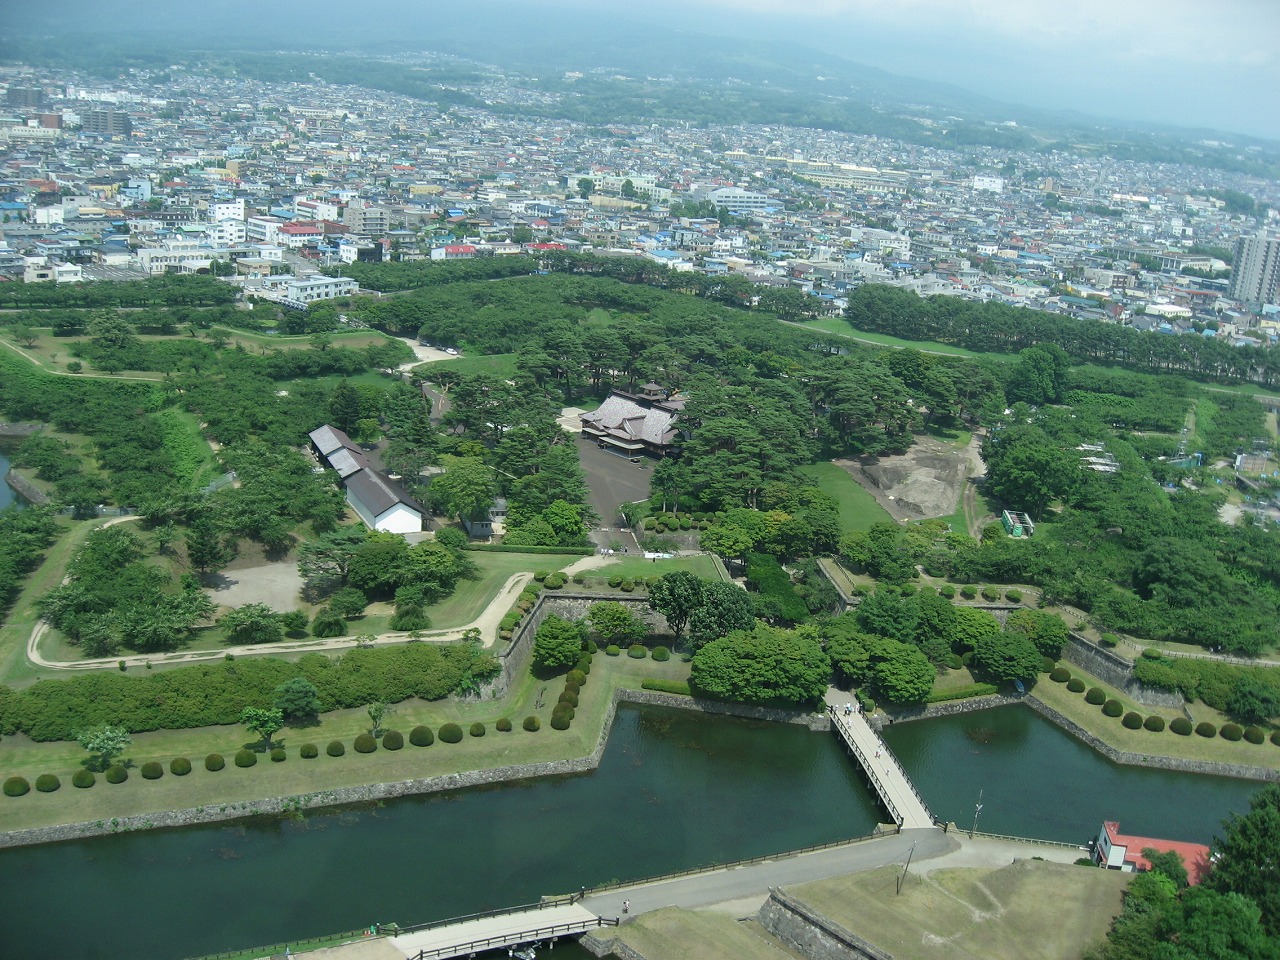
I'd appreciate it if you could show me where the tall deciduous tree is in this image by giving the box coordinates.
[690,623,829,705]
[76,724,132,771]
[274,677,322,723]
[239,706,284,751]
[1207,783,1280,936]
[532,615,583,671]
[647,571,705,642]
[687,581,757,653]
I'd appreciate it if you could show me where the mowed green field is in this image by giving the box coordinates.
[798,462,892,532]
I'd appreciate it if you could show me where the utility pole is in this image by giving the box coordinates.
[896,841,917,895]
[970,789,984,839]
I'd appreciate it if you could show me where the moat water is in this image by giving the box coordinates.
[0,449,22,511]
[0,704,1260,960]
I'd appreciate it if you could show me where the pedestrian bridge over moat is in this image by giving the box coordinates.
[826,699,936,830]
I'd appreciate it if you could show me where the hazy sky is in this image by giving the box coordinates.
[608,0,1280,140]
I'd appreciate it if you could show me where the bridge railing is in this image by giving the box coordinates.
[829,709,936,827]
[409,916,619,960]
[580,828,891,897]
[396,895,579,935]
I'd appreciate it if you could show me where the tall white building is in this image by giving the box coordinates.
[1231,230,1280,306]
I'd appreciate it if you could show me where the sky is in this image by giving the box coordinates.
[605,0,1280,141]
[4,0,1278,142]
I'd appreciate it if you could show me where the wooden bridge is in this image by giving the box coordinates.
[828,704,935,830]
[385,896,615,960]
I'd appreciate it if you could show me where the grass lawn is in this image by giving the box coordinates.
[611,907,799,960]
[0,642,692,832]
[797,462,893,532]
[788,860,1128,960]
[587,554,721,581]
[1032,665,1280,771]
[796,317,1018,362]
[423,352,519,380]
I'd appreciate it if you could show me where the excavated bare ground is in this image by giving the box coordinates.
[836,435,980,523]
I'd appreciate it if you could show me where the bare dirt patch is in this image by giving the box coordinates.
[837,434,982,523]
[206,561,304,612]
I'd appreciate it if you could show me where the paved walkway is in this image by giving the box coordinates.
[825,691,934,829]
[581,828,953,920]
[387,903,600,959]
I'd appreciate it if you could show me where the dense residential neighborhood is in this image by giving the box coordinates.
[1,63,1277,343]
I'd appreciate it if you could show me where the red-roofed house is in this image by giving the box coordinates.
[1094,821,1211,885]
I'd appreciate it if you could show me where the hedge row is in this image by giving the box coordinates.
[465,544,594,555]
[925,683,999,704]
[0,644,497,741]
[641,678,692,696]
[745,553,809,624]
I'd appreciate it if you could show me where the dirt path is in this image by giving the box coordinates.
[395,337,455,370]
[961,432,989,537]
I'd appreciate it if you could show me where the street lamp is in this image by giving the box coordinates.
[970,789,984,839]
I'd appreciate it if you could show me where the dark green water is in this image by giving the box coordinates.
[0,706,881,960]
[0,449,20,511]
[0,704,1262,960]
[882,704,1258,843]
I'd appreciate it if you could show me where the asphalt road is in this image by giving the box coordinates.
[574,435,653,532]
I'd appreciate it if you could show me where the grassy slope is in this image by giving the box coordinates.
[0,643,692,832]
[796,462,893,532]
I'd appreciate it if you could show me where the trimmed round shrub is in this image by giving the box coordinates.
[1244,726,1265,745]
[439,723,463,744]
[1271,730,1280,746]
[575,655,592,674]
[523,715,541,732]
[299,743,318,759]
[960,651,973,666]
[939,585,956,599]
[170,757,192,776]
[141,761,163,780]
[270,748,287,762]
[410,725,435,747]
[1050,667,1071,683]
[1085,688,1107,705]
[36,773,61,793]
[72,769,95,788]
[981,587,1000,601]
[1066,678,1086,693]
[234,749,257,768]
[564,680,581,696]
[605,644,620,656]
[946,653,963,670]
[106,765,128,784]
[1040,656,1056,673]
[620,579,635,593]
[205,753,225,772]
[628,643,648,659]
[652,646,670,662]
[960,585,978,599]
[1144,715,1166,732]
[4,776,30,797]
[1195,722,1217,738]
[326,740,345,757]
[1100,633,1119,648]
[382,730,404,750]
[1220,723,1243,742]
[1122,712,1143,730]
[1102,699,1123,718]
[567,669,587,685]
[544,573,567,589]
[550,712,572,731]
[354,734,377,754]
[469,722,486,738]
[585,639,598,654]
[1005,589,1023,603]
[1140,647,1164,660]
[608,575,623,588]
[558,690,579,709]
[534,570,549,582]
[1170,717,1193,736]
[496,717,513,732]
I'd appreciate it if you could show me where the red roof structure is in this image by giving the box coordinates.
[1095,821,1211,885]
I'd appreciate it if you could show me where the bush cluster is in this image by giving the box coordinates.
[35,773,60,793]
[925,683,999,704]
[0,643,497,742]
[410,725,434,747]
[642,678,692,696]
[439,723,463,743]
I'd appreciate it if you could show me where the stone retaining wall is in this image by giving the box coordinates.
[0,422,42,438]
[1062,633,1185,708]
[872,693,1024,728]
[1024,696,1280,784]
[618,687,831,732]
[758,887,893,960]
[4,468,47,505]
